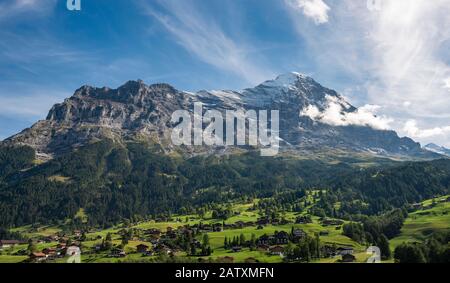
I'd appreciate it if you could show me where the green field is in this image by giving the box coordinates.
[11,225,62,238]
[0,255,28,263]
[390,196,450,249]
[3,194,448,264]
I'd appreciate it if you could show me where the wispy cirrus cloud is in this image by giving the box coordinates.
[367,0,450,116]
[285,0,331,25]
[285,0,450,146]
[140,0,274,86]
[0,0,56,21]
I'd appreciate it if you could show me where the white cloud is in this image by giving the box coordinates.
[285,0,330,25]
[403,120,450,139]
[287,0,450,145]
[402,101,412,108]
[142,0,274,85]
[301,96,393,130]
[301,104,322,120]
[366,0,450,116]
[0,0,56,21]
[444,77,450,90]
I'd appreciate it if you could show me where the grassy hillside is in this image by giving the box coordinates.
[2,141,449,229]
[3,198,367,263]
[390,196,450,249]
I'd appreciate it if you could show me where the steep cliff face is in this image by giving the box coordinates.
[3,81,192,158]
[2,73,435,160]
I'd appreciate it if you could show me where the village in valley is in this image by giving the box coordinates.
[1,192,448,264]
[0,191,365,264]
[0,216,360,264]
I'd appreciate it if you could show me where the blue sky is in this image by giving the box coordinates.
[1,0,450,146]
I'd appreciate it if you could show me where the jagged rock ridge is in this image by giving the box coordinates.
[2,73,437,160]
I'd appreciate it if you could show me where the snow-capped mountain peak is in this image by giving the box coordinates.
[424,143,450,157]
[260,72,309,88]
[3,73,437,160]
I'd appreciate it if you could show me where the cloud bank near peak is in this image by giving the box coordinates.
[286,0,450,146]
[301,96,393,130]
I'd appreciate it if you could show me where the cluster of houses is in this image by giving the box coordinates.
[184,217,296,233]
[264,244,356,261]
[91,217,351,260]
[257,229,310,246]
[30,242,83,262]
[1,229,88,263]
[1,212,362,263]
[257,230,296,246]
[224,230,305,257]
[110,219,309,257]
[320,245,356,262]
[0,239,64,263]
[226,227,356,262]
[102,226,196,258]
[107,247,128,258]
[295,216,313,224]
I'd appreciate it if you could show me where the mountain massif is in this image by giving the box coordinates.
[0,73,448,228]
[2,72,436,160]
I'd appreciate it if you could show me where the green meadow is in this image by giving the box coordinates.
[0,255,28,263]
[3,194,448,264]
[390,196,450,249]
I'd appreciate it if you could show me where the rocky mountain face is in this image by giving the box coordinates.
[1,73,437,160]
[424,143,450,157]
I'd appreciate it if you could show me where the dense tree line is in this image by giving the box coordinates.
[0,141,449,229]
[0,141,353,228]
[343,209,407,259]
[284,234,321,262]
[0,227,24,240]
[0,146,35,182]
[332,160,450,215]
[394,231,450,263]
